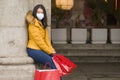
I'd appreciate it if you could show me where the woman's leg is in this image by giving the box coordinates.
[27,48,56,69]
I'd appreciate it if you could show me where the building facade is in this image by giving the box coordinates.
[0,0,120,80]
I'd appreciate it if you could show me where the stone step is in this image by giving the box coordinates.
[53,44,120,50]
[53,44,120,57]
[53,44,120,63]
[57,50,120,56]
[0,75,34,80]
[67,56,120,63]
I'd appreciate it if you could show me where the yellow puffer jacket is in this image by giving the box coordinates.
[26,11,54,54]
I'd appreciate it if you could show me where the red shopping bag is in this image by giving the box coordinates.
[52,54,77,76]
[34,69,60,80]
[34,63,60,80]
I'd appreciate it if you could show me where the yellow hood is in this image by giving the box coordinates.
[26,10,35,24]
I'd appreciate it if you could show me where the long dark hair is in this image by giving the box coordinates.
[32,4,48,28]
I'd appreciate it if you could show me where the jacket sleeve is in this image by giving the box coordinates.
[45,28,55,51]
[29,24,53,54]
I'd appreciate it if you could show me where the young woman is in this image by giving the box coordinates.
[26,4,62,80]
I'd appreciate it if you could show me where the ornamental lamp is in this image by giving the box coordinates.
[56,0,74,10]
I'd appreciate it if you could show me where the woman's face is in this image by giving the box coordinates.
[37,8,44,14]
[36,8,44,20]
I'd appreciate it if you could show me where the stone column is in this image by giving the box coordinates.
[0,0,35,80]
[0,0,51,80]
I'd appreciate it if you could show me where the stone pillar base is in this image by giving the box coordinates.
[0,57,35,80]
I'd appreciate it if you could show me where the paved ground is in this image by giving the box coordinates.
[63,63,120,80]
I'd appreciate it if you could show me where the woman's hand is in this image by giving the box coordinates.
[51,50,56,54]
[50,50,56,57]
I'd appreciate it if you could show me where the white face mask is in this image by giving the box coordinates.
[36,13,44,20]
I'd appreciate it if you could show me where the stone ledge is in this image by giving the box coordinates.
[58,50,120,57]
[53,44,120,50]
[0,57,34,65]
[53,44,120,57]
[67,56,120,63]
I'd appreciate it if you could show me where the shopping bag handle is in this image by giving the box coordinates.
[44,62,52,69]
